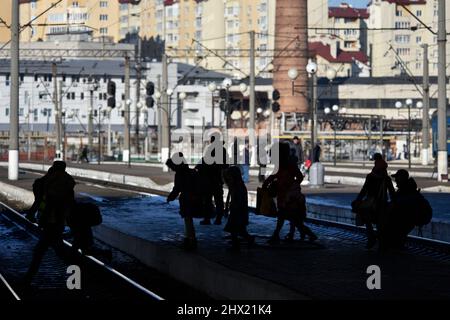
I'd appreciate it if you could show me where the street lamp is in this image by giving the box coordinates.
[396,99,413,169]
[324,104,345,166]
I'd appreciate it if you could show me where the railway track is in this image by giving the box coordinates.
[0,200,164,301]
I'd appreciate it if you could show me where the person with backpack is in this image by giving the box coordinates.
[166,153,205,251]
[68,201,112,261]
[386,169,432,250]
[352,153,395,250]
[223,166,255,251]
[23,161,75,284]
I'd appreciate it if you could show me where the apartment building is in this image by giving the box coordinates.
[0,0,121,43]
[368,0,450,77]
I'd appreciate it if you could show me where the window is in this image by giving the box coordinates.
[5,108,9,116]
[100,14,108,21]
[416,36,422,43]
[100,1,108,8]
[80,92,84,100]
[100,27,108,34]
[19,108,24,116]
[416,10,422,17]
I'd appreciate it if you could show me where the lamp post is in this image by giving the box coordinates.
[324,104,346,166]
[396,99,414,169]
[208,82,218,127]
[288,60,319,163]
[126,98,132,167]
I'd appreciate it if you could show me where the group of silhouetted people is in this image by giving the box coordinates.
[166,136,318,251]
[353,153,432,252]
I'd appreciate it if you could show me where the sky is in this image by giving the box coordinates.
[328,0,370,8]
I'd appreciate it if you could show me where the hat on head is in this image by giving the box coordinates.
[391,169,409,180]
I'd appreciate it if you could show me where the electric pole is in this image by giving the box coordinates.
[88,83,94,160]
[156,74,162,161]
[135,37,142,156]
[249,30,257,167]
[437,0,448,181]
[124,55,131,166]
[52,62,62,160]
[422,43,430,166]
[161,53,169,170]
[9,0,19,180]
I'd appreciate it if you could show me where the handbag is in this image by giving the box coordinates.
[256,187,277,217]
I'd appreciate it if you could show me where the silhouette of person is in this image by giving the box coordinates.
[312,143,321,162]
[263,143,317,244]
[23,161,75,284]
[291,136,304,166]
[79,146,89,163]
[167,153,204,250]
[69,202,112,261]
[223,166,254,250]
[199,134,228,225]
[384,169,418,250]
[353,153,395,249]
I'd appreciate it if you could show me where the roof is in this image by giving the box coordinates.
[176,63,271,86]
[0,59,138,78]
[329,6,369,19]
[309,42,369,64]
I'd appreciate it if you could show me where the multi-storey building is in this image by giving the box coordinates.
[368,0,450,77]
[0,0,121,43]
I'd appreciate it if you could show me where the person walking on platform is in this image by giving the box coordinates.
[23,161,76,284]
[78,145,89,163]
[384,170,432,251]
[352,153,395,250]
[263,143,317,244]
[199,134,228,225]
[166,153,205,251]
[223,166,254,251]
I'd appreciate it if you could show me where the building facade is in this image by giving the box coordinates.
[368,0,450,77]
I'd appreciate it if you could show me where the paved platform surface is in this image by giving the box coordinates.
[17,160,450,219]
[2,168,450,299]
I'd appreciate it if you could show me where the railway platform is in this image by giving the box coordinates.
[1,167,450,300]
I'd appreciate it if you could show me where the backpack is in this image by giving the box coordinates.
[414,191,432,227]
[70,202,103,227]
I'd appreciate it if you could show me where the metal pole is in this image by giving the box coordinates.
[88,88,93,160]
[9,0,19,180]
[422,44,431,165]
[124,56,131,166]
[311,71,318,163]
[408,103,412,169]
[437,0,448,181]
[380,116,384,157]
[135,37,142,157]
[98,109,101,165]
[334,124,337,167]
[157,74,162,160]
[53,63,62,160]
[249,30,257,167]
[108,112,112,156]
[59,80,65,161]
[161,53,170,169]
